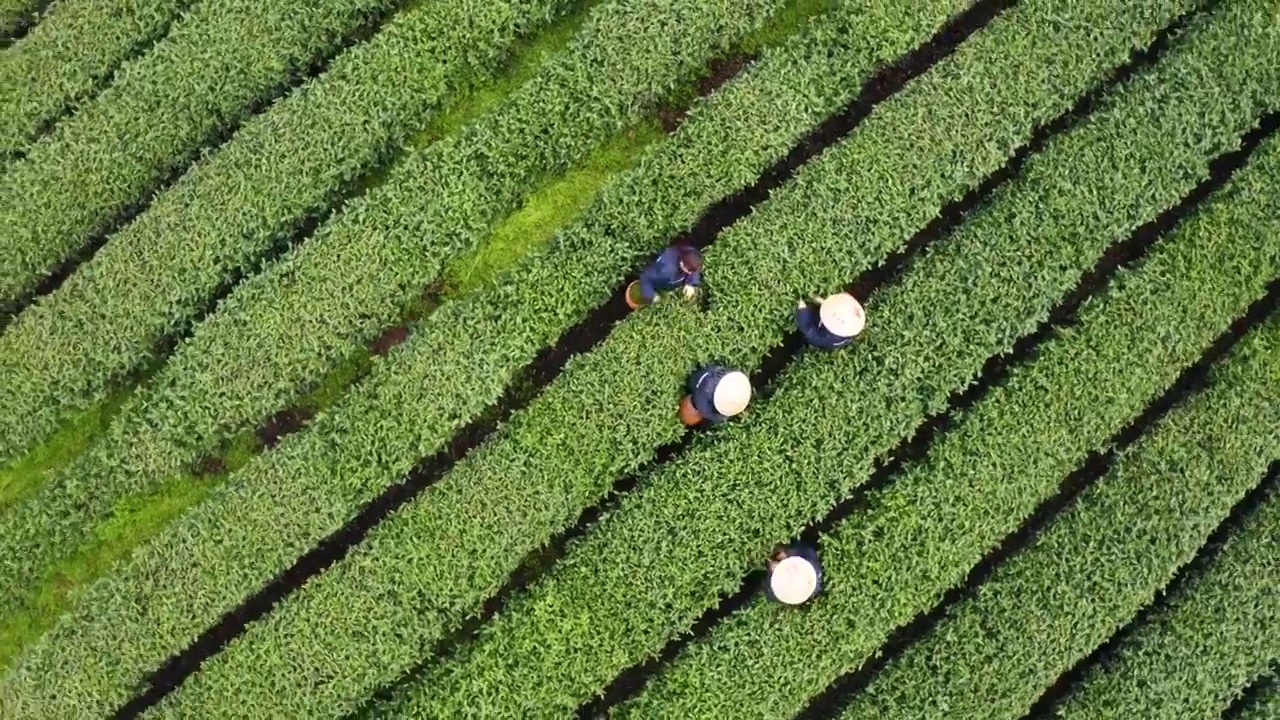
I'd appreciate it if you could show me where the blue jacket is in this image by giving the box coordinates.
[796,304,853,349]
[765,545,824,603]
[639,246,702,301]
[688,364,731,424]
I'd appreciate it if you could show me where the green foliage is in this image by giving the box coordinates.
[0,0,580,461]
[0,387,132,511]
[0,3,1272,720]
[1053,483,1279,720]
[354,4,596,193]
[837,324,1280,720]
[623,90,1280,720]
[88,0,781,502]
[123,0,1230,715]
[442,121,665,295]
[0,0,786,638]
[0,0,966,713]
[0,52,666,692]
[0,472,217,671]
[391,7,1278,716]
[0,415,258,672]
[0,0,401,304]
[1,0,192,160]
[0,118,662,669]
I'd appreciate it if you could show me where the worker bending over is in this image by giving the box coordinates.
[679,364,751,426]
[766,544,823,605]
[627,244,703,309]
[795,293,866,349]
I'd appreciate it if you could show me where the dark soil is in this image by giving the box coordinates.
[193,456,227,478]
[695,53,755,97]
[369,325,410,356]
[254,407,315,449]
[655,106,688,133]
[655,52,756,133]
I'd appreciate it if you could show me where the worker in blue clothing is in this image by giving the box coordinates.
[626,244,704,309]
[795,292,866,349]
[766,544,823,606]
[678,364,752,426]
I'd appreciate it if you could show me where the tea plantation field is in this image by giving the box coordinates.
[1,0,1276,717]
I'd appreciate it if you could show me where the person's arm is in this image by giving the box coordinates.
[639,251,676,301]
[688,365,721,394]
[637,268,660,302]
[684,269,702,287]
[796,303,822,344]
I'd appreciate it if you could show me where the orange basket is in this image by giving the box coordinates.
[678,395,703,426]
[625,280,649,310]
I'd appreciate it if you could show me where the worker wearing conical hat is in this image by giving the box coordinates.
[626,244,703,309]
[766,544,823,606]
[795,293,866,349]
[678,364,751,426]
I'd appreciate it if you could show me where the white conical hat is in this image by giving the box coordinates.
[711,371,752,416]
[819,293,866,338]
[770,556,818,605]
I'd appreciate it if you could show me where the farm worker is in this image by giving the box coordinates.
[795,292,866,349]
[678,364,751,426]
[626,244,703,309]
[766,544,823,606]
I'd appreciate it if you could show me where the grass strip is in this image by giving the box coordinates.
[0,3,596,503]
[0,0,402,304]
[0,0,888,714]
[0,473,218,671]
[836,326,1280,720]
[0,387,133,511]
[1,0,195,160]
[0,116,661,675]
[0,0,788,628]
[1050,479,1279,720]
[440,122,666,296]
[616,12,1280,717]
[386,6,1278,716]
[0,0,580,461]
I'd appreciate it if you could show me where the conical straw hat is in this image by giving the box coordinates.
[770,556,818,605]
[712,371,752,416]
[819,293,866,338]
